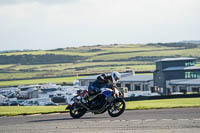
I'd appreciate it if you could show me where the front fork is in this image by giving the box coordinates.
[108,97,123,109]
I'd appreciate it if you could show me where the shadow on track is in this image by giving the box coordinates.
[28,116,108,123]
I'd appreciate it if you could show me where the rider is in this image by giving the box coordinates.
[88,71,121,95]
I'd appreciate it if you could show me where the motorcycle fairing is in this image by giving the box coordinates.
[102,89,113,99]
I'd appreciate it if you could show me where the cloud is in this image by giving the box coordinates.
[0,0,77,5]
[0,0,199,50]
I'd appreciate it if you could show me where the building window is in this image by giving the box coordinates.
[185,61,196,66]
[144,85,149,91]
[142,85,148,91]
[135,84,141,91]
[151,87,155,93]
[179,86,187,94]
[185,71,200,79]
[185,72,190,79]
[116,83,121,88]
[125,84,132,91]
[142,85,146,91]
[192,88,200,93]
[172,86,176,92]
[198,73,200,78]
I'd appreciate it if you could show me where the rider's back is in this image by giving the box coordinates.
[88,74,110,94]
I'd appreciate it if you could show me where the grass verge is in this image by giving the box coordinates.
[126,98,200,110]
[0,106,68,116]
[1,98,200,116]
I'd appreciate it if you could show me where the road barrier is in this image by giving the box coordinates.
[124,94,200,101]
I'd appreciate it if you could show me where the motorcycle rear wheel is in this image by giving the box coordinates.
[108,98,126,117]
[69,103,87,118]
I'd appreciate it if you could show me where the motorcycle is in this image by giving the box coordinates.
[66,87,126,118]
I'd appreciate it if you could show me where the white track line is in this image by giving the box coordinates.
[144,119,157,122]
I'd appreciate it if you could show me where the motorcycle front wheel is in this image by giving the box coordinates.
[108,98,126,117]
[69,103,87,118]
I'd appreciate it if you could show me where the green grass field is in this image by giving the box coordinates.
[0,44,200,87]
[0,62,154,87]
[1,61,152,72]
[0,44,173,56]
[1,98,200,116]
[89,48,200,61]
[0,76,85,86]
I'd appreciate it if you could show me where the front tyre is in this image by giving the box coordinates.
[69,103,86,118]
[108,98,126,117]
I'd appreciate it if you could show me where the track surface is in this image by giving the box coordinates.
[0,107,200,133]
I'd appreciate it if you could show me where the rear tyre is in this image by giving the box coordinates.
[69,103,86,118]
[108,98,126,117]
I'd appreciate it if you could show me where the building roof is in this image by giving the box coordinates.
[163,66,200,71]
[169,79,200,85]
[78,72,132,80]
[156,57,196,62]
[19,85,42,89]
[120,74,153,82]
[79,73,153,82]
[79,75,99,80]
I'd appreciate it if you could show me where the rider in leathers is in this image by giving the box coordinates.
[88,71,121,95]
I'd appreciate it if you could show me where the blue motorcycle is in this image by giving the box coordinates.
[67,87,126,118]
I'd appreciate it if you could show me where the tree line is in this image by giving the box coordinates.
[147,42,199,48]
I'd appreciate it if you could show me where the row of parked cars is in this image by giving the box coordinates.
[0,100,58,106]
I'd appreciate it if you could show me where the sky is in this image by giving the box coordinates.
[0,0,199,51]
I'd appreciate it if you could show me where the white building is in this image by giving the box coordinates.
[78,72,157,97]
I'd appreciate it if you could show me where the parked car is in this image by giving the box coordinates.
[20,100,40,106]
[45,102,58,106]
[17,100,25,105]
[0,101,9,106]
[9,101,20,106]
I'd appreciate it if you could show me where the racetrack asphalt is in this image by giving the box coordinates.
[0,107,200,133]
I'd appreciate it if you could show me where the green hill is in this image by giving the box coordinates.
[0,43,200,86]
